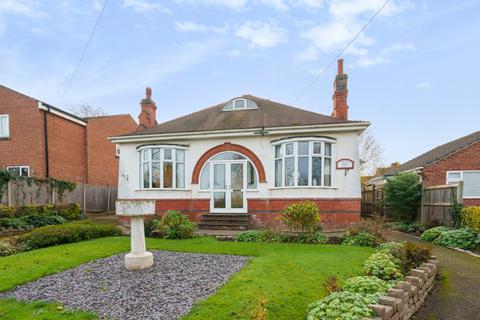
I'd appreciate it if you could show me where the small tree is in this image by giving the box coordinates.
[282,201,320,234]
[384,173,422,222]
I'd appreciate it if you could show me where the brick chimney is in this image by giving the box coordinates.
[138,87,157,130]
[332,59,349,121]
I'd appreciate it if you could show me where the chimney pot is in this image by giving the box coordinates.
[146,87,152,100]
[337,59,344,75]
[138,86,157,130]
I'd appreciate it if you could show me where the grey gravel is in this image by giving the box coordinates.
[0,250,249,320]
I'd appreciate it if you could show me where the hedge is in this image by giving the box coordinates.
[0,203,82,220]
[461,206,480,232]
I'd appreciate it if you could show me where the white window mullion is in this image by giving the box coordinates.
[160,148,164,189]
[172,149,176,189]
[320,142,325,187]
[308,141,312,186]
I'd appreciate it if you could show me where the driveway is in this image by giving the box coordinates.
[390,232,480,320]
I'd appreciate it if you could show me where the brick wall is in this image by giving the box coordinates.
[0,86,46,176]
[86,115,137,186]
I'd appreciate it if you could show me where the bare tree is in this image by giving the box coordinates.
[69,104,108,118]
[359,129,384,176]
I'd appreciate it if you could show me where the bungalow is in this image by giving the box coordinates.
[111,60,370,230]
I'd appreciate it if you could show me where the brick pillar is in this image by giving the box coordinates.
[332,59,349,121]
[138,87,157,130]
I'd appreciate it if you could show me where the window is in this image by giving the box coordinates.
[0,115,9,138]
[7,166,29,177]
[115,144,121,157]
[273,139,335,188]
[222,98,258,111]
[447,171,480,198]
[138,147,186,189]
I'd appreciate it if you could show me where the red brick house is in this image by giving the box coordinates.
[384,131,480,206]
[0,85,138,187]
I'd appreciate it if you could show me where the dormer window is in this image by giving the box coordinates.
[222,98,258,111]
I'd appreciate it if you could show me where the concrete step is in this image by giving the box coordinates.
[197,224,248,230]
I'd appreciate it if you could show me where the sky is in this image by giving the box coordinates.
[0,0,479,166]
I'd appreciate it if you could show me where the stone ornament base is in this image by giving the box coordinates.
[364,257,439,320]
[125,252,154,270]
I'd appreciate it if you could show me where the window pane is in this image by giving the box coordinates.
[163,162,173,188]
[285,157,295,186]
[143,163,150,188]
[463,172,480,197]
[0,116,7,137]
[247,162,257,189]
[223,101,233,110]
[285,143,294,155]
[214,164,226,189]
[312,157,322,186]
[275,145,281,158]
[176,149,185,162]
[200,164,210,189]
[231,191,243,208]
[142,149,149,161]
[212,152,245,160]
[298,157,309,186]
[447,172,461,184]
[214,192,226,208]
[164,148,172,160]
[234,99,245,109]
[313,142,321,154]
[21,167,28,176]
[275,159,282,187]
[298,142,309,155]
[324,158,332,186]
[151,148,160,161]
[246,100,256,109]
[176,163,185,188]
[7,167,20,176]
[152,162,161,188]
[325,143,332,156]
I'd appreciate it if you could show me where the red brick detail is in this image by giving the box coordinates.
[332,59,349,121]
[191,142,266,184]
[138,87,157,130]
[421,141,480,187]
[464,199,480,207]
[155,199,210,222]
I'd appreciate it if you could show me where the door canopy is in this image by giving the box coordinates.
[192,143,266,184]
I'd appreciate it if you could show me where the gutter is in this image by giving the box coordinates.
[109,121,371,143]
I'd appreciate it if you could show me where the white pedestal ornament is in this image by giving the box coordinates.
[116,200,156,270]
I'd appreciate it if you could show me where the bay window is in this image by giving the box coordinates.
[273,139,334,188]
[138,147,186,189]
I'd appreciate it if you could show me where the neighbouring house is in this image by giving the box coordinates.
[0,85,138,188]
[112,60,370,230]
[373,130,480,206]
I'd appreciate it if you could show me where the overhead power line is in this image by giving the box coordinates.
[58,0,109,106]
[291,0,391,105]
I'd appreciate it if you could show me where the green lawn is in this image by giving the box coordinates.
[0,237,373,319]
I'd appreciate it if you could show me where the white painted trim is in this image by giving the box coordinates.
[109,122,370,143]
[447,170,480,198]
[6,165,30,177]
[38,102,87,126]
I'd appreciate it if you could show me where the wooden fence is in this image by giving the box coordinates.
[361,181,463,226]
[0,181,117,213]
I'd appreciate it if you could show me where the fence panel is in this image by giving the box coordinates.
[421,183,461,226]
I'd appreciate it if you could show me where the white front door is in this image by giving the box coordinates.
[211,161,247,213]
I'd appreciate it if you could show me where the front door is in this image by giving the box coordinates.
[211,161,247,213]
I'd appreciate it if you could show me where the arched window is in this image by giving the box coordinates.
[222,98,258,111]
[199,152,258,190]
[138,146,186,189]
[272,138,335,188]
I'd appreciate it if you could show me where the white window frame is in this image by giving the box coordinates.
[271,137,336,189]
[0,114,9,138]
[137,145,187,190]
[446,170,480,199]
[115,144,121,157]
[7,165,30,177]
[222,98,258,112]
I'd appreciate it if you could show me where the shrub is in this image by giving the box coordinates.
[420,226,450,242]
[154,210,196,239]
[342,232,378,247]
[389,222,425,236]
[323,276,341,295]
[307,291,377,320]
[384,173,422,222]
[56,203,82,220]
[401,242,431,271]
[449,200,464,228]
[363,251,404,281]
[346,219,389,242]
[297,230,328,244]
[236,230,263,242]
[21,214,66,228]
[433,228,480,250]
[282,201,320,234]
[0,206,16,218]
[343,276,390,296]
[461,206,480,232]
[20,221,122,250]
[0,217,30,229]
[144,219,161,237]
[0,240,17,256]
[0,204,81,221]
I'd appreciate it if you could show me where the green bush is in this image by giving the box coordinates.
[342,232,378,247]
[282,201,320,234]
[449,201,464,228]
[363,251,404,281]
[144,219,161,237]
[0,217,30,229]
[384,173,422,222]
[307,291,377,320]
[0,204,82,221]
[0,240,17,256]
[433,228,480,250]
[296,231,328,244]
[235,230,263,242]
[377,241,404,255]
[420,226,450,242]
[56,203,82,220]
[151,210,197,239]
[343,276,390,296]
[20,221,122,250]
[461,206,480,232]
[401,242,431,271]
[0,206,16,218]
[346,219,389,242]
[21,214,66,228]
[389,222,425,236]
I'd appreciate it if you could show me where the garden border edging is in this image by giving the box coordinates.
[365,257,438,320]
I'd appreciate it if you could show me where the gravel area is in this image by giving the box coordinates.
[0,250,249,320]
